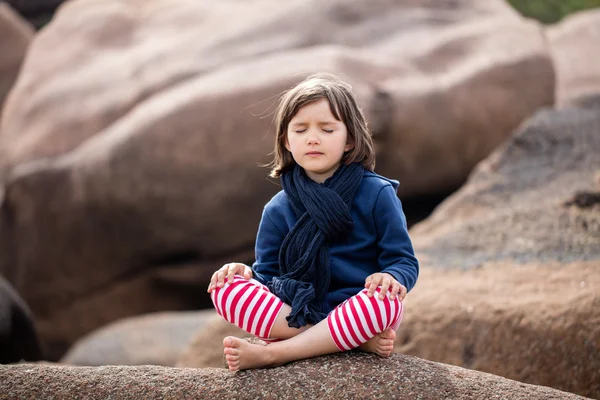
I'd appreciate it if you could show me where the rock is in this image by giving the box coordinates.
[176,314,251,368]
[0,3,33,113]
[0,353,587,399]
[0,0,554,359]
[547,9,600,107]
[0,275,42,363]
[398,261,599,399]
[411,99,600,268]
[60,310,214,366]
[0,0,554,196]
[403,100,600,398]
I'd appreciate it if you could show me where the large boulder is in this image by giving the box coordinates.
[399,261,599,398]
[60,310,214,366]
[0,353,587,399]
[0,3,33,114]
[403,100,600,398]
[547,9,600,107]
[0,275,42,363]
[411,100,600,268]
[0,0,554,359]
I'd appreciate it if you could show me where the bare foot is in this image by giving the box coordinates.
[359,328,396,357]
[223,336,279,371]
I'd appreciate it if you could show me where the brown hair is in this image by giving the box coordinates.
[269,73,375,178]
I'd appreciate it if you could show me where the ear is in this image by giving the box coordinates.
[344,141,354,152]
[285,136,291,152]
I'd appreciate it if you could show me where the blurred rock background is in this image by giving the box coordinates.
[0,0,598,398]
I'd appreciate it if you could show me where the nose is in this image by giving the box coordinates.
[306,130,320,145]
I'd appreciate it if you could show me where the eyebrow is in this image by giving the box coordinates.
[290,121,338,126]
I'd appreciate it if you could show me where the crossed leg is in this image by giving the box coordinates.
[211,276,403,371]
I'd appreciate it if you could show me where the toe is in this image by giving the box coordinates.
[228,363,239,372]
[224,347,239,356]
[224,336,243,348]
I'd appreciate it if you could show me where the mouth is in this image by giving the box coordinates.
[306,151,323,156]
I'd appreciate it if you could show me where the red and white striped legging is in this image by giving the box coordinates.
[210,276,403,351]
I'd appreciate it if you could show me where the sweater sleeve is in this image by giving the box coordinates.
[374,184,420,292]
[251,207,285,285]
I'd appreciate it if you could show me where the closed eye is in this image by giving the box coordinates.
[323,129,333,133]
[295,129,307,133]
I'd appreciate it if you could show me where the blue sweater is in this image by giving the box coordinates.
[252,171,419,314]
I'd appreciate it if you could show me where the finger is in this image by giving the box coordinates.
[227,264,238,284]
[243,265,253,280]
[379,279,392,300]
[389,282,400,300]
[208,271,218,289]
[217,266,228,287]
[367,276,381,297]
[365,280,373,295]
[398,285,407,301]
[208,271,221,292]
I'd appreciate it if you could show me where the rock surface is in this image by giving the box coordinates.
[547,9,600,107]
[402,100,600,398]
[398,261,599,399]
[411,99,600,269]
[0,3,33,113]
[0,352,587,399]
[0,0,554,360]
[60,310,214,366]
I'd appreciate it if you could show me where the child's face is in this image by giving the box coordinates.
[285,98,353,183]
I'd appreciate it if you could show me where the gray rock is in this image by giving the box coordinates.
[0,352,588,399]
[412,99,600,269]
[60,310,214,366]
[402,99,600,398]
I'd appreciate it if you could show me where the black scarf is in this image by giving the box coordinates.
[267,162,364,327]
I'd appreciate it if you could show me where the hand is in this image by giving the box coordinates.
[207,262,253,293]
[364,272,407,301]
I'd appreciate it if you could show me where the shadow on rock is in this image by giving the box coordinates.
[0,275,42,363]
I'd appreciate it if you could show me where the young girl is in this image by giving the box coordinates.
[207,73,419,372]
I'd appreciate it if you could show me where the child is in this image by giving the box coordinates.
[207,73,419,371]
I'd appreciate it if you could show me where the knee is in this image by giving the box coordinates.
[210,275,250,312]
[360,287,403,330]
[375,289,402,313]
